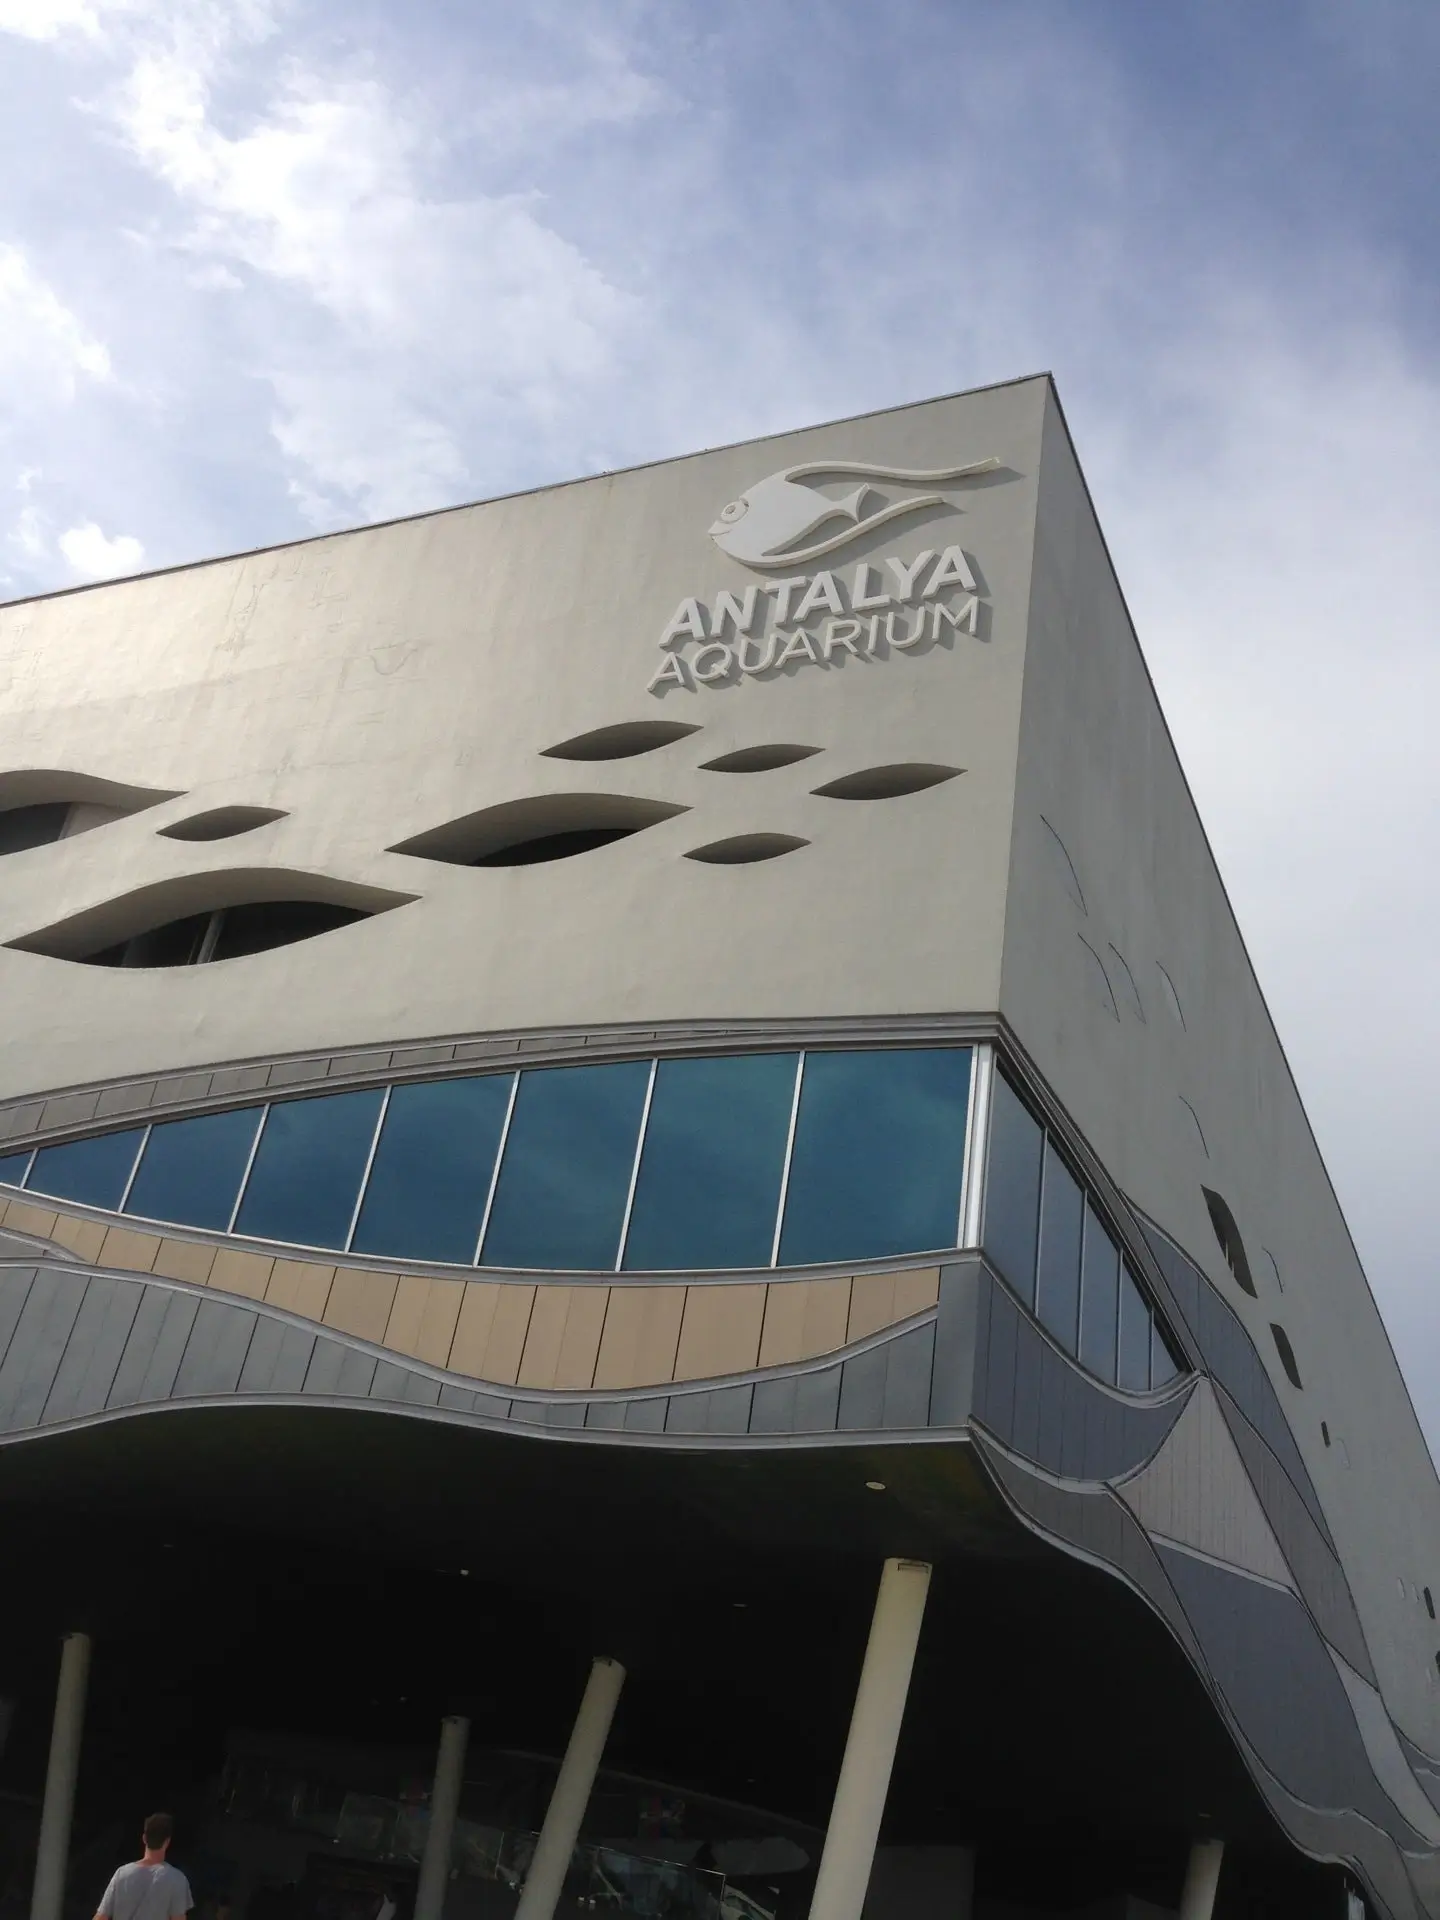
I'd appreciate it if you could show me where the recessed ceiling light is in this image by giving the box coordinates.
[866,1480,886,1491]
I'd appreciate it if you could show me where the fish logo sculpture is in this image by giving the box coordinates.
[708,457,999,570]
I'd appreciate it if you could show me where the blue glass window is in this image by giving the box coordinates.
[352,1076,513,1263]
[0,1150,32,1187]
[778,1048,971,1266]
[623,1053,798,1270]
[1036,1141,1083,1351]
[124,1107,262,1231]
[234,1089,384,1249]
[1151,1317,1179,1387]
[1078,1203,1119,1384]
[1117,1264,1153,1392]
[28,1130,145,1209]
[983,1074,1042,1308]
[481,1060,650,1270]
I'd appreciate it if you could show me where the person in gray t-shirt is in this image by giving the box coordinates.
[96,1813,193,1920]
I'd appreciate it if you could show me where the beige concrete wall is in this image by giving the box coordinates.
[1001,385,1440,1746]
[0,381,1045,1099]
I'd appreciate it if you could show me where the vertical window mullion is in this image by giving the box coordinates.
[13,1148,36,1191]
[614,1058,658,1271]
[957,1043,992,1248]
[195,910,224,966]
[227,1104,271,1233]
[769,1051,806,1268]
[472,1071,520,1266]
[117,1123,153,1214]
[343,1084,392,1253]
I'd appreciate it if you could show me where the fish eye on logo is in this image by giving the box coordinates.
[707,457,999,571]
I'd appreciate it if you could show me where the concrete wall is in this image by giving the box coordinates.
[0,379,1044,1096]
[999,383,1440,1745]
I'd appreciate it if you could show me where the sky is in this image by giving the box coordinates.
[1,1,1438,1444]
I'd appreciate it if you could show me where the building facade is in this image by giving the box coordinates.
[0,375,1438,1920]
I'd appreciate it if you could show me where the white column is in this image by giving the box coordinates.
[514,1655,626,1920]
[809,1558,933,1920]
[29,1631,92,1920]
[413,1714,470,1920]
[1179,1839,1225,1920]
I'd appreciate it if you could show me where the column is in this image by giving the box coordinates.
[413,1714,470,1920]
[809,1557,933,1920]
[514,1655,626,1920]
[29,1631,92,1920]
[1179,1839,1225,1920]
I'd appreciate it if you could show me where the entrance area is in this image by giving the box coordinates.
[0,1405,1343,1920]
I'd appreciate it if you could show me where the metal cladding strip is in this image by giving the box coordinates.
[1213,1377,1376,1685]
[1133,1211,1335,1552]
[971,1435,1433,1920]
[0,1259,951,1445]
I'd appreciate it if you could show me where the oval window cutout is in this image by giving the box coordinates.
[685,834,808,865]
[1270,1322,1303,1389]
[812,763,961,801]
[1202,1186,1257,1296]
[701,745,821,773]
[541,721,700,761]
[159,806,287,842]
[391,794,687,866]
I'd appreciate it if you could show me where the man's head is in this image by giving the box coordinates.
[141,1813,173,1858]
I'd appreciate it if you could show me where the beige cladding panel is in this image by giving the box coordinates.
[758,1277,853,1367]
[47,1214,108,1263]
[265,1258,336,1321]
[209,1248,276,1301]
[323,1268,399,1342]
[98,1226,161,1273]
[151,1237,217,1286]
[384,1273,465,1367]
[448,1280,536,1385]
[592,1285,686,1389]
[674,1284,767,1380]
[0,382,1044,1097]
[3,1201,58,1240]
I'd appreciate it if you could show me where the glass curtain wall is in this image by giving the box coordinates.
[982,1073,1180,1393]
[0,1045,974,1276]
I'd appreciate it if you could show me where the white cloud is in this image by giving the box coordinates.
[0,0,101,39]
[58,519,144,576]
[0,244,111,399]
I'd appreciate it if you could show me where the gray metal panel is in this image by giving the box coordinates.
[623,1397,667,1433]
[667,1387,753,1435]
[438,1384,476,1414]
[0,1268,37,1367]
[838,1344,887,1432]
[1156,1544,1415,1841]
[543,1401,586,1429]
[584,1399,628,1431]
[1035,1340,1066,1464]
[1137,1217,1333,1548]
[984,1284,1018,1439]
[1059,1358,1089,1478]
[331,1348,377,1398]
[749,1374,798,1434]
[173,1300,257,1398]
[370,1361,413,1402]
[471,1391,511,1420]
[302,1339,348,1397]
[1011,1315,1043,1461]
[508,1399,545,1425]
[113,1290,202,1407]
[793,1364,841,1433]
[930,1262,978,1426]
[0,1267,88,1430]
[238,1316,287,1393]
[881,1323,935,1428]
[399,1370,442,1408]
[42,1275,143,1423]
[1218,1382,1376,1683]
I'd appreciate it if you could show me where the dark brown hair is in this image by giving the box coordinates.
[142,1814,173,1851]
